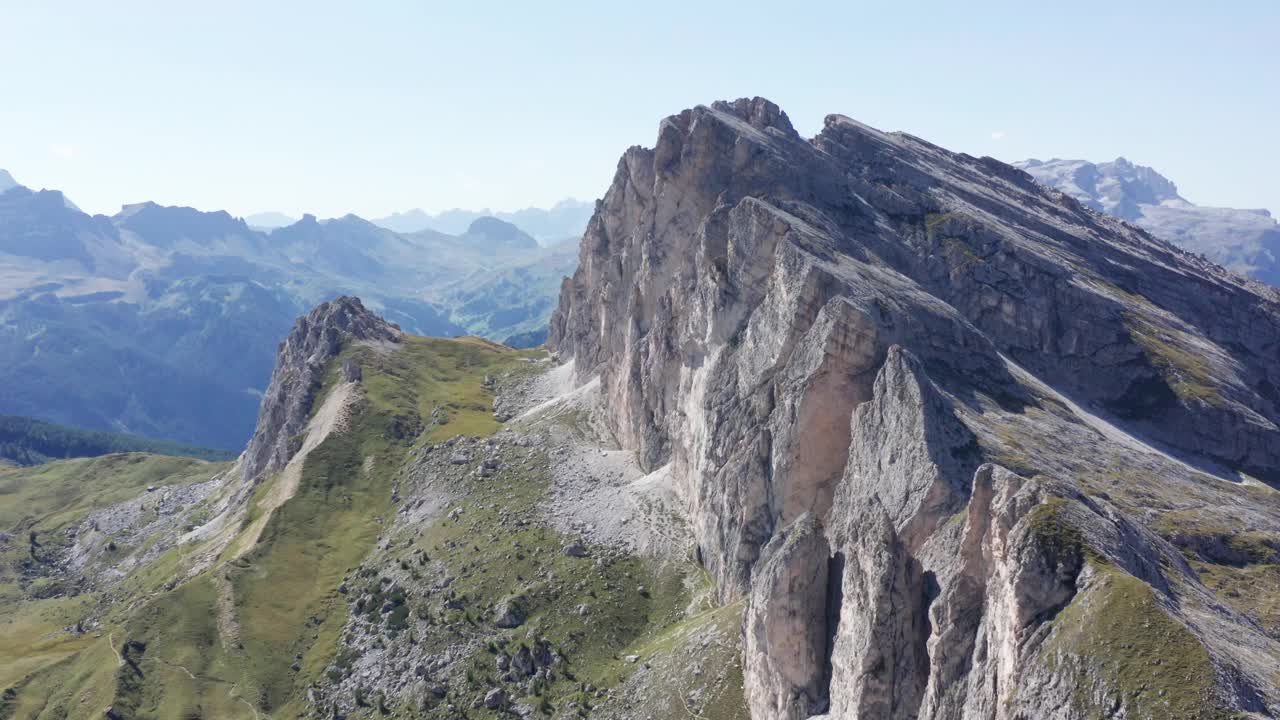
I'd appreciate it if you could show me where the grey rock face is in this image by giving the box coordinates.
[241,296,400,482]
[550,98,1280,717]
[743,513,830,719]
[838,347,976,552]
[552,97,1280,585]
[823,349,966,718]
[483,687,507,709]
[493,595,528,629]
[825,502,925,719]
[342,356,363,382]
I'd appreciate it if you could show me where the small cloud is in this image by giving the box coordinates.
[990,131,1007,141]
[49,144,77,158]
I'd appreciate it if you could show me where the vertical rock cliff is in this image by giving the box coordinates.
[550,98,1280,718]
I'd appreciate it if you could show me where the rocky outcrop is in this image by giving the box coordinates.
[241,296,400,482]
[820,349,971,718]
[824,502,927,719]
[837,347,977,553]
[744,513,831,719]
[550,98,1280,718]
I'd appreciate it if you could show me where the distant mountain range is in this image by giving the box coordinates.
[244,198,593,245]
[1016,157,1280,286]
[0,414,235,466]
[0,170,579,449]
[371,198,593,242]
[375,199,594,243]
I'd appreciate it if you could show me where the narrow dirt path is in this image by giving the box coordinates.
[211,572,242,651]
[107,633,124,667]
[228,683,263,720]
[145,656,265,720]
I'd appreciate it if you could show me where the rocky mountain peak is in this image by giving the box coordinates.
[240,296,401,482]
[1014,156,1183,220]
[1017,156,1280,286]
[710,96,796,135]
[113,201,253,248]
[244,210,297,230]
[551,97,1280,716]
[333,212,377,229]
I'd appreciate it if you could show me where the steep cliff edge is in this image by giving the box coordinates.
[550,98,1280,718]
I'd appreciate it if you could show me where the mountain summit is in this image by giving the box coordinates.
[241,295,402,483]
[372,199,593,243]
[462,216,539,251]
[551,97,1280,717]
[1017,157,1280,286]
[1016,156,1183,220]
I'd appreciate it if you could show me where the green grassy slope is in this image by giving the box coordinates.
[0,335,752,720]
[96,337,547,719]
[0,454,231,716]
[0,454,223,536]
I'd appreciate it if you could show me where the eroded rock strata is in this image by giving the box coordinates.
[550,98,1280,718]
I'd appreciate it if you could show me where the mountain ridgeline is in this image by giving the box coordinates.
[248,200,593,243]
[0,181,580,449]
[548,98,1280,717]
[370,199,593,242]
[1016,157,1280,286]
[0,100,1278,720]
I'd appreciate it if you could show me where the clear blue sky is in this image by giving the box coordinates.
[2,1,1276,219]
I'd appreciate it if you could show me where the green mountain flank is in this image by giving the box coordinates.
[0,416,237,467]
[0,308,745,719]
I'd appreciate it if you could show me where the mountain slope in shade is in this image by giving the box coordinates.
[1017,157,1280,286]
[0,414,236,466]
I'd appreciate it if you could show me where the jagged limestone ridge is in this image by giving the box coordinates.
[549,97,1280,718]
[241,295,401,483]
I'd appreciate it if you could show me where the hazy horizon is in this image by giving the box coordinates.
[3,1,1276,219]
